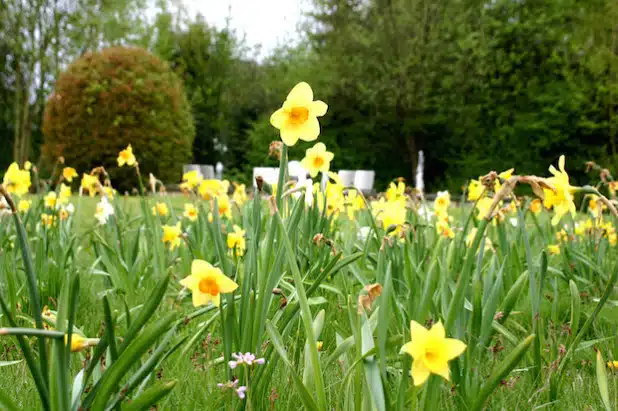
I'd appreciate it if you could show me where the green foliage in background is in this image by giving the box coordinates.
[42,46,195,187]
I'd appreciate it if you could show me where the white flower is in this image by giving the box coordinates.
[358,226,371,241]
[417,205,433,221]
[94,197,114,225]
[65,203,75,214]
[509,217,518,227]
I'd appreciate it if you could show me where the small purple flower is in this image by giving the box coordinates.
[228,352,266,369]
[236,386,247,399]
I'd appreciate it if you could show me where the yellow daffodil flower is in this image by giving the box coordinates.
[547,244,561,255]
[300,142,334,178]
[232,183,247,206]
[81,174,99,197]
[227,225,246,256]
[41,213,55,227]
[542,155,576,226]
[467,179,484,201]
[529,198,542,215]
[58,184,71,205]
[63,167,78,182]
[3,162,32,195]
[198,180,226,200]
[269,82,328,146]
[44,192,57,209]
[184,203,199,222]
[401,320,466,386]
[216,195,232,219]
[18,200,31,213]
[386,181,406,202]
[162,222,182,250]
[65,334,99,353]
[182,170,203,190]
[180,259,238,307]
[117,144,137,167]
[152,202,169,217]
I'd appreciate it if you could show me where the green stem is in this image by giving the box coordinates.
[0,328,65,338]
[276,144,288,213]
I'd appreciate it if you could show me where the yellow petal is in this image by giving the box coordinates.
[430,361,451,381]
[410,320,428,340]
[298,116,320,142]
[287,82,313,105]
[280,127,300,147]
[428,321,446,340]
[210,292,221,307]
[191,259,212,277]
[313,142,326,152]
[324,151,335,162]
[411,358,430,386]
[558,155,565,172]
[213,270,239,293]
[311,100,328,117]
[270,108,287,129]
[192,290,214,307]
[444,338,467,360]
[179,274,198,290]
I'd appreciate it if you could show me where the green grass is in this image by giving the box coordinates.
[0,190,617,410]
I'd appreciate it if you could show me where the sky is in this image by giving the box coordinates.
[182,0,309,57]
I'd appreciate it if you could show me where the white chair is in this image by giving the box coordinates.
[338,170,356,187]
[201,165,215,179]
[354,170,375,194]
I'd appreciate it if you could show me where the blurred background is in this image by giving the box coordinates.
[2,0,618,191]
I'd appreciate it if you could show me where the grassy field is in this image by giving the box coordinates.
[1,168,618,410]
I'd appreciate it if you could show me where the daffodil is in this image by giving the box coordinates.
[63,167,78,182]
[59,208,70,221]
[300,142,334,178]
[547,244,561,255]
[41,213,55,227]
[215,195,232,219]
[608,360,618,371]
[184,203,199,222]
[400,320,466,386]
[436,220,455,239]
[529,198,542,215]
[58,184,71,205]
[269,82,328,146]
[434,191,450,217]
[65,334,99,353]
[542,155,576,226]
[232,183,247,206]
[3,162,32,195]
[44,192,57,209]
[467,179,484,201]
[18,199,31,213]
[198,180,226,200]
[80,173,98,197]
[227,225,246,256]
[386,181,406,202]
[182,170,203,190]
[162,222,182,250]
[179,259,238,307]
[94,197,114,225]
[117,144,137,167]
[152,202,169,217]
[588,196,605,218]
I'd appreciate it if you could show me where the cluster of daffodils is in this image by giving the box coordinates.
[468,168,518,223]
[371,180,408,237]
[434,191,455,239]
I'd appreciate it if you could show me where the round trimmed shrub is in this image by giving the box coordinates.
[43,46,195,189]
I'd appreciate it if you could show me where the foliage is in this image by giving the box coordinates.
[42,46,195,187]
